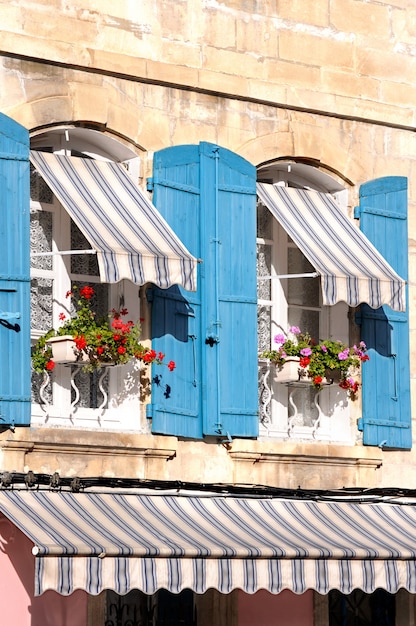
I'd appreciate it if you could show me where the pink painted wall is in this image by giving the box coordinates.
[0,514,88,626]
[238,589,314,626]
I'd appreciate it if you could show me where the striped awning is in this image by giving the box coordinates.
[1,490,416,596]
[257,183,405,312]
[30,151,197,291]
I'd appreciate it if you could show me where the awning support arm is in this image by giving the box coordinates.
[258,272,319,280]
[31,250,97,257]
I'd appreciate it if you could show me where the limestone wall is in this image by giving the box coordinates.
[1,1,416,490]
[1,0,415,128]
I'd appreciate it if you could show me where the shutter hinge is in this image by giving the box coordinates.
[0,311,21,320]
[146,404,155,419]
[354,205,361,219]
[146,177,154,192]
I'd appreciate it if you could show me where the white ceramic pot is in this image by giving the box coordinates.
[274,358,308,383]
[46,335,87,364]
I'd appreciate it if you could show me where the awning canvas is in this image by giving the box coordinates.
[30,151,197,291]
[1,490,416,596]
[257,183,405,312]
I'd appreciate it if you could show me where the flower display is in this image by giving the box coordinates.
[260,326,369,399]
[32,285,176,374]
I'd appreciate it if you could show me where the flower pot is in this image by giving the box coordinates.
[274,358,308,383]
[46,335,88,364]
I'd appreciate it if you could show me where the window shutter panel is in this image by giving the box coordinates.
[147,145,202,438]
[357,177,410,449]
[148,143,258,439]
[0,114,30,427]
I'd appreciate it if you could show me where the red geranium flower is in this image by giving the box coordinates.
[80,285,94,299]
[74,335,87,350]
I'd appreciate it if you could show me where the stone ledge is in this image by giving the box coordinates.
[0,428,177,476]
[227,440,383,489]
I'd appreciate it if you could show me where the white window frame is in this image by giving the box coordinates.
[257,171,354,444]
[30,132,146,432]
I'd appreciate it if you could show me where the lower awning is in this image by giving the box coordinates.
[257,183,405,312]
[30,151,197,291]
[1,489,416,596]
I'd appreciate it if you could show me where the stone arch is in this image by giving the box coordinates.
[5,87,152,155]
[238,117,369,194]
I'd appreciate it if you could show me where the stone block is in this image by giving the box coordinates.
[146,59,199,88]
[198,69,249,98]
[331,0,390,38]
[203,45,268,80]
[160,40,201,68]
[356,46,416,84]
[321,68,380,102]
[69,82,109,124]
[278,30,354,70]
[277,0,329,27]
[236,15,278,57]
[392,7,416,41]
[266,58,321,88]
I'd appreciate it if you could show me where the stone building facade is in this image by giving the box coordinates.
[0,1,416,625]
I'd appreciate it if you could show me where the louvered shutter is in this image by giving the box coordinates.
[148,143,258,439]
[356,177,410,449]
[0,114,30,427]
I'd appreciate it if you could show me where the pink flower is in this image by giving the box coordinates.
[274,334,285,345]
[338,348,349,361]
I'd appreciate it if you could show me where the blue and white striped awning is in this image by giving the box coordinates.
[257,183,405,312]
[1,490,416,596]
[30,151,197,291]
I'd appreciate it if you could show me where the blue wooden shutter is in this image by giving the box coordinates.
[147,145,202,438]
[356,177,410,449]
[148,143,258,439]
[0,114,30,427]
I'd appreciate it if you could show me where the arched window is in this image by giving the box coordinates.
[257,160,354,443]
[30,127,146,431]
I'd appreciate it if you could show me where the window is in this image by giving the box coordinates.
[328,589,395,626]
[105,589,197,626]
[30,129,145,431]
[257,162,353,443]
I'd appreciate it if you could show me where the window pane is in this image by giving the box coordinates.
[257,201,272,239]
[288,307,319,341]
[30,208,53,271]
[288,247,319,307]
[257,243,271,301]
[258,304,271,352]
[70,220,100,276]
[328,589,395,626]
[31,277,53,332]
[30,163,53,204]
